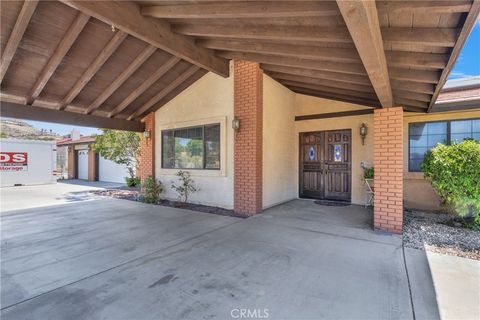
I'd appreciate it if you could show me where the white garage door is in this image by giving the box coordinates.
[77,150,89,180]
[99,156,130,184]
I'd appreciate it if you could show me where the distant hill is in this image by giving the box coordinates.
[0,119,60,140]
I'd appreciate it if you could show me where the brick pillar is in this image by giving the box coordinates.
[67,146,76,179]
[87,145,97,181]
[234,60,263,216]
[373,107,404,233]
[139,112,155,181]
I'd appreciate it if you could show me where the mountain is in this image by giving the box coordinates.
[0,119,60,140]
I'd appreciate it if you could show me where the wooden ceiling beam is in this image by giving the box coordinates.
[267,71,373,93]
[198,39,360,63]
[128,65,199,120]
[141,2,340,19]
[217,51,367,75]
[428,0,480,112]
[174,25,352,43]
[85,45,156,115]
[376,1,472,14]
[58,0,229,77]
[391,79,435,95]
[337,0,393,108]
[59,30,127,110]
[393,91,432,103]
[395,98,429,109]
[382,28,459,47]
[278,80,377,100]
[0,100,144,132]
[0,0,39,82]
[27,12,90,105]
[108,56,180,118]
[261,64,370,85]
[388,67,440,84]
[386,51,448,69]
[289,87,381,108]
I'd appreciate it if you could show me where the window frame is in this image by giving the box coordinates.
[408,117,480,172]
[161,123,221,170]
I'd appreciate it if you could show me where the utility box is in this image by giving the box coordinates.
[0,139,57,187]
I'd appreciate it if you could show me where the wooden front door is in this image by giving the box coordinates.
[299,130,351,202]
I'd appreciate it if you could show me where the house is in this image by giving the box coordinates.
[57,131,131,184]
[1,0,479,234]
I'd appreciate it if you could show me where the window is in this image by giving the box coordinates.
[409,118,480,172]
[162,124,220,170]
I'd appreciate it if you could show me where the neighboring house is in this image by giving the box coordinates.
[57,132,131,184]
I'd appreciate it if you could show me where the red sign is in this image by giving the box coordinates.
[0,152,28,171]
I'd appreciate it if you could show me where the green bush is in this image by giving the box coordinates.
[125,176,140,187]
[142,176,163,204]
[421,139,480,225]
[363,167,374,179]
[171,170,197,203]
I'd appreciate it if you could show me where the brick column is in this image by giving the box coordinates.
[87,145,97,181]
[67,146,76,179]
[373,107,404,233]
[234,60,263,216]
[139,112,155,181]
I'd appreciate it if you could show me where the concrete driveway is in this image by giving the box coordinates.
[1,188,478,319]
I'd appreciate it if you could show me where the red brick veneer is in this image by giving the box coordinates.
[139,112,155,181]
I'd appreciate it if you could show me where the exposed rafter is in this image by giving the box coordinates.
[27,12,90,105]
[198,39,359,63]
[290,87,381,108]
[279,80,378,100]
[58,30,127,111]
[108,56,180,118]
[0,0,39,82]
[128,65,200,120]
[376,1,472,14]
[175,25,352,43]
[337,0,393,108]
[218,51,367,75]
[85,45,156,115]
[58,0,229,77]
[141,1,340,19]
[381,27,459,47]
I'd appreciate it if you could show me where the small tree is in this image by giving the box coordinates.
[142,176,163,204]
[93,129,140,182]
[171,170,197,203]
[421,139,480,225]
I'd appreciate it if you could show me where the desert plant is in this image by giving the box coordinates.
[421,139,480,225]
[142,176,163,204]
[125,176,140,187]
[363,166,374,179]
[171,170,197,203]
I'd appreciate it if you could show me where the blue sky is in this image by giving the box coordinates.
[4,21,480,136]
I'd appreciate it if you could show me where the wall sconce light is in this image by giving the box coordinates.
[232,117,240,132]
[143,130,151,139]
[359,123,368,145]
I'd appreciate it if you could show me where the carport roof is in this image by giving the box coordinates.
[0,1,479,130]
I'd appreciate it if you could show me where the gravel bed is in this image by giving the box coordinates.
[403,210,480,260]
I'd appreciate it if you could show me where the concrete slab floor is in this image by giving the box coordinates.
[0,198,472,319]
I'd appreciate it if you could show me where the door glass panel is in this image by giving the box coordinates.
[334,144,342,162]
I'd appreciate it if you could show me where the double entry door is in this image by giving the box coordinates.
[299,129,351,202]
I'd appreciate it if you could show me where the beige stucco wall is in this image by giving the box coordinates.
[154,65,235,208]
[294,94,374,205]
[403,109,480,211]
[262,75,297,208]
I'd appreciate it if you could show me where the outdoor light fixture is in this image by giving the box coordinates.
[143,130,151,139]
[360,123,368,145]
[232,117,240,132]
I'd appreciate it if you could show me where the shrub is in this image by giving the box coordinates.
[421,139,480,225]
[363,166,374,179]
[171,170,197,203]
[125,176,140,187]
[142,176,163,204]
